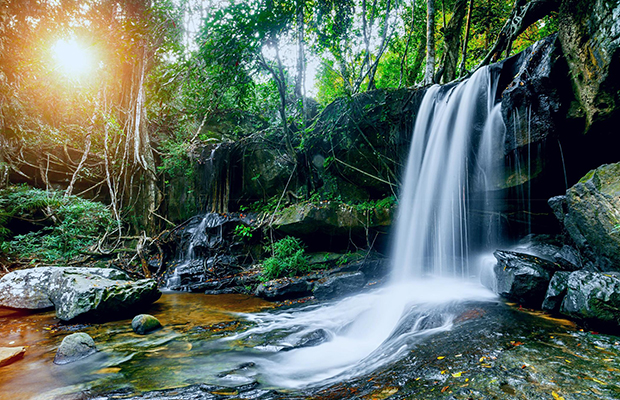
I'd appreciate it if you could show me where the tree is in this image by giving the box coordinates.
[424,0,436,85]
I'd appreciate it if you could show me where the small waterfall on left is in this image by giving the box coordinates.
[165,213,227,292]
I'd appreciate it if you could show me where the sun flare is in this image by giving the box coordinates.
[52,38,93,77]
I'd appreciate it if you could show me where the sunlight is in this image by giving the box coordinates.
[52,38,93,77]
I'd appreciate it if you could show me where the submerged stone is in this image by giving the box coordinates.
[54,332,96,365]
[131,314,162,335]
[0,346,26,368]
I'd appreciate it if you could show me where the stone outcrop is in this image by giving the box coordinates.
[0,267,161,321]
[558,0,620,131]
[549,163,620,271]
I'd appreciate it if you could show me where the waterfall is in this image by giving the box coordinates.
[391,66,505,281]
[216,66,506,389]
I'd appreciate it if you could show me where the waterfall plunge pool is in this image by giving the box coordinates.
[1,289,620,400]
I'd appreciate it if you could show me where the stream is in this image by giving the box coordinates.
[1,290,620,400]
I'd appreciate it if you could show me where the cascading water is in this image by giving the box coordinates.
[212,66,507,388]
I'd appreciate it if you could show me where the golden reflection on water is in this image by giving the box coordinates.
[0,293,274,400]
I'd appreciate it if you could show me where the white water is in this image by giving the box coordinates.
[222,67,506,388]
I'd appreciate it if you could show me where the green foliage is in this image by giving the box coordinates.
[233,224,253,241]
[261,236,310,280]
[0,186,114,262]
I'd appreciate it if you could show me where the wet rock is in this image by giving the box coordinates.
[270,201,393,237]
[338,256,390,280]
[254,277,313,301]
[291,329,330,349]
[493,250,560,307]
[553,163,620,271]
[131,314,162,335]
[560,270,620,326]
[0,346,26,367]
[0,267,129,310]
[542,271,571,313]
[313,272,366,300]
[50,271,161,321]
[53,332,97,365]
[553,245,583,270]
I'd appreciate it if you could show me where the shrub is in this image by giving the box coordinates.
[261,236,309,281]
[0,185,115,262]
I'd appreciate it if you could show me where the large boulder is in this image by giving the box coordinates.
[549,163,620,271]
[50,271,161,321]
[0,267,160,321]
[0,267,129,310]
[560,270,620,326]
[493,250,562,307]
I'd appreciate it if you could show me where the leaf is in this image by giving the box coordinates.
[452,372,463,377]
[552,391,565,400]
[437,356,445,360]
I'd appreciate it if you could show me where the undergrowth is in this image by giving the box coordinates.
[0,185,115,262]
[261,236,310,281]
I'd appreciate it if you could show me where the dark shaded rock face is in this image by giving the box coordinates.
[542,271,571,313]
[313,272,366,301]
[270,201,394,251]
[558,0,620,131]
[493,250,561,307]
[254,277,313,301]
[549,163,620,271]
[560,271,620,326]
[53,332,97,365]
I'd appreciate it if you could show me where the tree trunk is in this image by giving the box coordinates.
[424,0,436,85]
[399,1,417,88]
[367,0,393,91]
[476,0,560,69]
[439,0,467,83]
[458,0,474,77]
[295,0,306,128]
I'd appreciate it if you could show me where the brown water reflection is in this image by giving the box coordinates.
[0,293,273,400]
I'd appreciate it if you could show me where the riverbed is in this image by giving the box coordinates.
[1,291,619,400]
